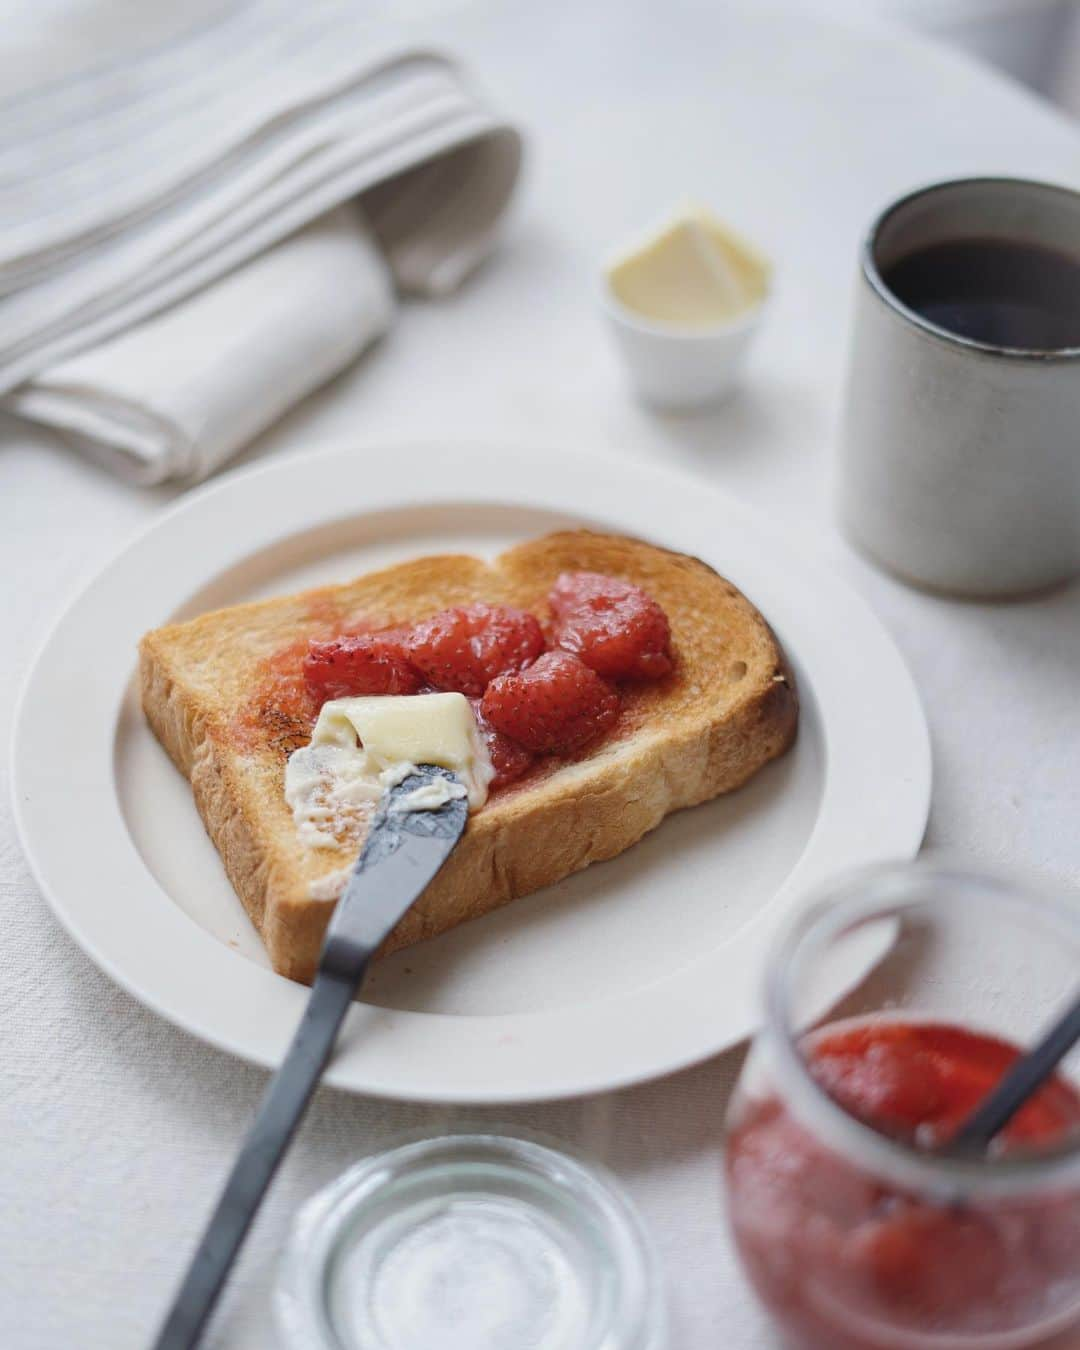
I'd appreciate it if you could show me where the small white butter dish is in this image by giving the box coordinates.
[601,205,771,409]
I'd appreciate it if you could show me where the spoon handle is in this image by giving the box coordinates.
[950,993,1080,1153]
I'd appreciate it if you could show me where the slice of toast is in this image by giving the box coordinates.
[140,531,797,982]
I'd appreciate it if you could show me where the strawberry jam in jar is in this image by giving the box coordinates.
[726,864,1080,1350]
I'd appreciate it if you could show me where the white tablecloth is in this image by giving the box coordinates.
[4,3,1080,1346]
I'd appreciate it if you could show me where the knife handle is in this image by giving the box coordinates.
[151,966,360,1350]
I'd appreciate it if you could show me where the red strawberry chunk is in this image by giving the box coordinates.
[303,632,423,703]
[549,571,672,680]
[469,698,535,790]
[407,603,544,697]
[481,650,619,754]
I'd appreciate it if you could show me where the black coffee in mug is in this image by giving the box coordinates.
[840,177,1080,597]
[881,236,1080,351]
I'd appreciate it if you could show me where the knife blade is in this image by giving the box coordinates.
[153,765,469,1350]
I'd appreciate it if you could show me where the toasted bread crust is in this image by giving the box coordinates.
[140,531,797,982]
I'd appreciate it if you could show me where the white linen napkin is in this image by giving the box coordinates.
[0,0,521,483]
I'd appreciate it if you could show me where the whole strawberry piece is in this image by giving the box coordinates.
[304,632,422,702]
[549,571,673,680]
[482,650,619,754]
[407,603,544,697]
[469,698,535,789]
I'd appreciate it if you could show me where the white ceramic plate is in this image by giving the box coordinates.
[13,445,930,1103]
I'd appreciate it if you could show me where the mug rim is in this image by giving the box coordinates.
[863,175,1080,363]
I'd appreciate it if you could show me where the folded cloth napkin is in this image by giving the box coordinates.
[1,0,521,483]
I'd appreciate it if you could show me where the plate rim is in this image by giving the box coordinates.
[12,442,931,1102]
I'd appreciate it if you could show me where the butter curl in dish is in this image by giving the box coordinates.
[602,203,771,409]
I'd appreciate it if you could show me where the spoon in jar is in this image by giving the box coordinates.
[948,991,1080,1155]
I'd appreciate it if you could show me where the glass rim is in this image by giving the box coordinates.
[762,860,1080,1200]
[862,175,1080,362]
[275,1130,665,1350]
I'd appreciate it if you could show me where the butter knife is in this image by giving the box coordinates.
[153,765,469,1350]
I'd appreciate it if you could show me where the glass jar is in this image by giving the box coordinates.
[725,862,1080,1350]
[276,1133,665,1350]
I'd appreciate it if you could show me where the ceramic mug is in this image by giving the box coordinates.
[837,177,1080,597]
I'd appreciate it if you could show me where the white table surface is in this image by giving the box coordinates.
[4,2,1080,1346]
